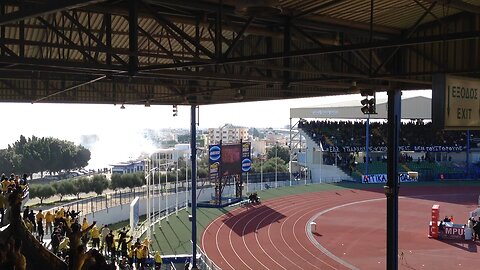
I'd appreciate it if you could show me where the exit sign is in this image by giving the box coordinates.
[432,74,480,130]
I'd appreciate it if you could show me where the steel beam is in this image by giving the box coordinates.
[0,55,122,72]
[141,69,282,84]
[0,3,4,57]
[140,30,480,70]
[129,0,138,76]
[294,0,349,19]
[283,18,291,85]
[215,0,223,60]
[0,79,28,97]
[105,12,112,65]
[0,37,207,61]
[427,0,480,15]
[36,16,98,63]
[374,1,437,75]
[0,43,16,56]
[62,11,127,66]
[291,24,365,74]
[137,26,177,61]
[140,1,215,59]
[0,0,108,26]
[223,17,254,59]
[131,0,399,37]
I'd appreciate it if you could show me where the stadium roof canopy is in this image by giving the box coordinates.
[290,96,432,120]
[0,1,479,106]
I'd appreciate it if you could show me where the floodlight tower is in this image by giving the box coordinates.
[360,90,377,176]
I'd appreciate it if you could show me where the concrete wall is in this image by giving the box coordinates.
[310,164,353,183]
[83,187,218,225]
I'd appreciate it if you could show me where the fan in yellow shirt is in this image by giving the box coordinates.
[154,250,163,269]
[35,210,44,224]
[81,217,89,230]
[90,225,100,249]
[45,211,54,234]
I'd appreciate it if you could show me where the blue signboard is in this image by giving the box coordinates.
[209,145,221,161]
[242,158,252,172]
[209,144,221,181]
[242,142,251,172]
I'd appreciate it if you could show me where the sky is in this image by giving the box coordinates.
[1,90,431,169]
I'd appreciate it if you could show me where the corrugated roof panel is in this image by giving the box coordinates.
[317,0,468,29]
[277,0,472,29]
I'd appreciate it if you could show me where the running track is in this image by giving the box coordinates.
[201,186,480,270]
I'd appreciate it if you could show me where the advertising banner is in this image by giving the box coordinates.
[324,145,465,153]
[429,222,466,240]
[242,142,252,172]
[209,144,221,182]
[362,173,418,184]
[129,197,140,233]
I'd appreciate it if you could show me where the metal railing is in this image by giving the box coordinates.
[47,174,344,270]
[195,244,222,270]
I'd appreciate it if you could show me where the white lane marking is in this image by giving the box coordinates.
[306,198,386,270]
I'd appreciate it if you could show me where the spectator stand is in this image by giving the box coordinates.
[291,96,480,183]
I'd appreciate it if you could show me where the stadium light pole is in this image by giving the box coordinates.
[158,158,162,228]
[289,117,292,187]
[152,158,156,232]
[467,130,471,179]
[260,155,264,190]
[275,141,278,188]
[145,159,151,242]
[185,153,189,212]
[246,171,249,193]
[165,158,169,222]
[176,157,179,216]
[365,113,370,176]
[305,146,307,185]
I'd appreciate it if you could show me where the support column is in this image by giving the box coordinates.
[386,89,401,270]
[190,105,198,269]
[365,114,370,175]
[467,130,470,179]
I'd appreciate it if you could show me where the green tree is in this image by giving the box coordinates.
[125,172,145,189]
[72,177,91,199]
[53,181,75,201]
[267,145,290,164]
[197,167,208,178]
[110,173,144,190]
[110,173,124,190]
[73,145,90,169]
[91,174,109,195]
[257,157,288,173]
[0,149,14,173]
[30,184,56,204]
[177,134,190,143]
[4,135,91,175]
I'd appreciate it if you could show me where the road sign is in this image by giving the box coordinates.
[432,74,480,130]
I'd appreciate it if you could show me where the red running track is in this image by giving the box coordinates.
[201,186,480,270]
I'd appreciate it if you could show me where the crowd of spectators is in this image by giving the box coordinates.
[0,173,30,269]
[299,119,480,148]
[1,171,163,270]
[21,205,160,270]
